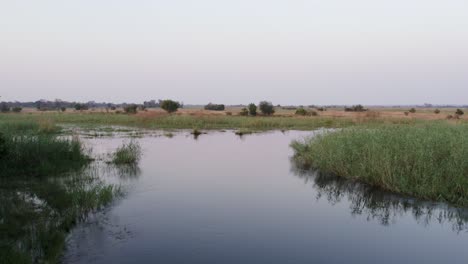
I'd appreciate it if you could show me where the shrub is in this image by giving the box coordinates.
[316,107,326,112]
[409,108,416,113]
[455,109,464,116]
[259,101,275,115]
[110,106,117,110]
[345,105,366,112]
[239,108,249,116]
[60,107,66,112]
[12,107,22,113]
[310,110,318,116]
[404,112,409,116]
[434,109,440,114]
[123,104,138,114]
[447,115,454,120]
[74,103,89,111]
[160,100,181,113]
[0,102,10,113]
[204,103,225,111]
[295,108,307,116]
[111,141,142,165]
[225,111,232,116]
[248,103,257,116]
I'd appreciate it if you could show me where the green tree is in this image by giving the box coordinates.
[259,101,275,115]
[160,100,181,113]
[248,103,257,116]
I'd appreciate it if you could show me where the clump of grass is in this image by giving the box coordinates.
[291,124,468,206]
[111,140,142,165]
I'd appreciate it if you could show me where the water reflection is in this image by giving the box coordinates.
[290,159,468,233]
[106,164,141,180]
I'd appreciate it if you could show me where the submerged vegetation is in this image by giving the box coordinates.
[291,124,468,207]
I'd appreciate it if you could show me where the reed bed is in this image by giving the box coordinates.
[291,124,468,206]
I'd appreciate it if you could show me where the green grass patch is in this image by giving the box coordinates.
[291,123,468,207]
[0,133,89,178]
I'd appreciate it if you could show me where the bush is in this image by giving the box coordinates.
[248,103,257,116]
[110,106,117,110]
[344,105,366,112]
[316,107,326,112]
[404,112,409,116]
[160,100,181,113]
[123,104,138,114]
[447,115,453,120]
[204,103,225,111]
[456,109,464,116]
[239,108,249,116]
[259,101,275,115]
[434,109,440,114]
[111,141,142,165]
[74,103,89,111]
[225,111,232,116]
[409,108,416,113]
[60,107,66,112]
[295,108,307,116]
[12,107,22,113]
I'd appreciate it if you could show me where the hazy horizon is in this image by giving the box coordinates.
[1,1,467,105]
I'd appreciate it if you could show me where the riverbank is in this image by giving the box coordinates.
[291,123,468,207]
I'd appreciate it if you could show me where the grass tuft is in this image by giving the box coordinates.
[111,140,142,165]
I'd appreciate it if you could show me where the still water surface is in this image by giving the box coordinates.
[63,130,468,264]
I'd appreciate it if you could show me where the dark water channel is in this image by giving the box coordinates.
[63,130,468,264]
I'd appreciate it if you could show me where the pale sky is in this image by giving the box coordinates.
[1,0,467,105]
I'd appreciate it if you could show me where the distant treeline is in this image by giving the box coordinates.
[0,99,166,111]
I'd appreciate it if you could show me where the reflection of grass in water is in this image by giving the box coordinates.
[0,168,121,264]
[291,124,468,207]
[290,158,468,232]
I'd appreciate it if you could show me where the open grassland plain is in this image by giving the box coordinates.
[2,106,466,132]
[291,123,468,207]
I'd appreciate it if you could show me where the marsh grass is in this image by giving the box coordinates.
[0,134,89,178]
[111,140,142,165]
[291,124,468,207]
